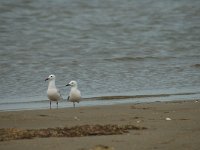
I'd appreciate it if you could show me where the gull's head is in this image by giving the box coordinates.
[66,80,78,87]
[45,74,56,81]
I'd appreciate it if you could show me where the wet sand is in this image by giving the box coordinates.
[0,100,199,150]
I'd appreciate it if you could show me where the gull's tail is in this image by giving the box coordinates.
[67,96,70,101]
[57,89,63,100]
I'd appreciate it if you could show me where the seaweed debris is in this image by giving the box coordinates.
[0,124,146,141]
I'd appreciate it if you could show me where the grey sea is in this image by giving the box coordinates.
[0,0,200,111]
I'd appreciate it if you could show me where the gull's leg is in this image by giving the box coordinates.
[73,102,75,108]
[50,101,51,109]
[57,101,58,109]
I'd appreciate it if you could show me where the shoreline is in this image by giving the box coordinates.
[0,99,200,150]
[1,91,200,112]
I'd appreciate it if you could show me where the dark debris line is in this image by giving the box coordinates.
[0,124,147,141]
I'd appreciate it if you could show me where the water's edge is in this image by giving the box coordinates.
[1,91,199,112]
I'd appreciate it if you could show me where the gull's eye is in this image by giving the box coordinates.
[50,76,53,77]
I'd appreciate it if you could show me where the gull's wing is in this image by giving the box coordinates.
[57,88,63,100]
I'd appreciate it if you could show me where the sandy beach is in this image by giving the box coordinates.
[0,100,199,150]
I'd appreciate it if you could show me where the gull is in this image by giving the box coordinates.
[45,74,62,109]
[66,80,81,108]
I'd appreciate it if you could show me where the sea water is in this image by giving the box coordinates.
[0,0,200,111]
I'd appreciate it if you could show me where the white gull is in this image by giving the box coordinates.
[66,80,81,108]
[45,74,62,109]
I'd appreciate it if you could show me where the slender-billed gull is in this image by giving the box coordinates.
[45,74,62,109]
[66,80,81,108]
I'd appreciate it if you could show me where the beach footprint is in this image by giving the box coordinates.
[90,145,115,150]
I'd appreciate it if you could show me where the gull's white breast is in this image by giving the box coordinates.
[47,89,61,101]
[69,89,81,102]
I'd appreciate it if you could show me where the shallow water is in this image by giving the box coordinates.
[0,0,200,110]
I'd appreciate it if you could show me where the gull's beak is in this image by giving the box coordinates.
[66,84,70,86]
[45,78,49,81]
